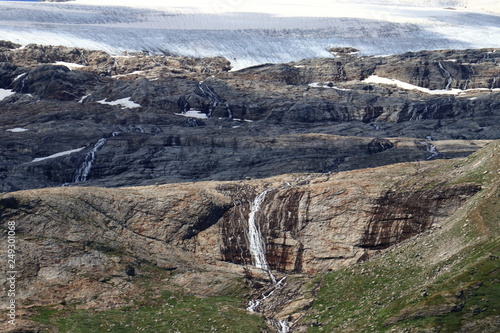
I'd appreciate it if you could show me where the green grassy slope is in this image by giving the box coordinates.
[302,141,499,332]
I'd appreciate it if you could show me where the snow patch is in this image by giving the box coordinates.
[233,118,255,122]
[6,127,28,133]
[174,110,208,119]
[112,70,146,78]
[54,61,85,70]
[97,97,141,109]
[0,89,16,101]
[79,94,90,103]
[363,75,500,95]
[31,147,85,163]
[13,73,27,81]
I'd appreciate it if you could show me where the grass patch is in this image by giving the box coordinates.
[32,290,266,332]
[304,238,499,333]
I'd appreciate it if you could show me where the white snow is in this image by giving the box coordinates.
[31,147,85,163]
[79,94,90,103]
[54,61,85,70]
[6,127,28,133]
[0,1,498,69]
[13,73,27,82]
[0,89,16,101]
[363,75,500,95]
[112,71,146,78]
[97,97,141,109]
[233,118,255,122]
[174,110,208,119]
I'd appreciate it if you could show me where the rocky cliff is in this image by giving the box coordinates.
[0,42,499,192]
[0,41,499,332]
[1,140,498,332]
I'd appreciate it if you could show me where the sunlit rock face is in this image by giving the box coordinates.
[184,173,480,274]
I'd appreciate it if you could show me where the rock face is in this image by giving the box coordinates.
[0,41,498,333]
[358,184,481,250]
[186,172,480,274]
[0,43,499,192]
[0,153,483,308]
[1,140,496,333]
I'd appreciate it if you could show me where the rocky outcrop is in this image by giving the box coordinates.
[229,49,500,89]
[373,49,500,90]
[0,43,231,78]
[1,140,495,333]
[358,184,481,250]
[186,173,480,274]
[367,138,395,154]
[10,64,101,101]
[0,42,499,192]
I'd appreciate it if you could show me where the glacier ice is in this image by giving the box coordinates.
[0,1,499,69]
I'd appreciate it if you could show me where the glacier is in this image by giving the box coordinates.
[0,0,499,69]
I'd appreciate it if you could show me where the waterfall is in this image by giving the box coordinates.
[245,190,292,331]
[247,189,276,283]
[196,82,222,118]
[437,61,453,90]
[416,140,440,160]
[273,319,290,333]
[225,102,233,119]
[245,276,286,312]
[74,138,107,182]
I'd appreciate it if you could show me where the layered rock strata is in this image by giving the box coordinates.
[1,43,499,192]
[0,153,483,317]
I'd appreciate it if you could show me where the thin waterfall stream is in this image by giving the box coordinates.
[247,189,276,283]
[245,189,291,333]
[74,138,107,182]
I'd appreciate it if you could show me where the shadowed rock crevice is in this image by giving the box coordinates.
[183,203,233,240]
[360,183,482,249]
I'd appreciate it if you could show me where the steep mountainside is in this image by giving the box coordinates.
[0,138,498,332]
[0,42,499,192]
[0,41,499,332]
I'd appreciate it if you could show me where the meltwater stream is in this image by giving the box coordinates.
[247,189,276,282]
[74,138,107,182]
[246,189,291,333]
